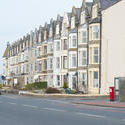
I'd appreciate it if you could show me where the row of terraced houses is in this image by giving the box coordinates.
[3,0,125,95]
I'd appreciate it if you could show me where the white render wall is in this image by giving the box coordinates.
[101,0,125,94]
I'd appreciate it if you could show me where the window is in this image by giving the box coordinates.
[82,73,87,85]
[72,54,77,67]
[94,47,99,63]
[57,75,60,86]
[35,62,37,71]
[82,31,87,43]
[93,71,99,88]
[56,41,60,51]
[50,44,53,52]
[44,60,47,70]
[93,26,99,40]
[82,51,87,65]
[81,11,85,24]
[56,57,60,69]
[63,39,67,50]
[72,36,77,47]
[38,61,42,72]
[44,46,47,55]
[92,4,98,19]
[63,56,67,69]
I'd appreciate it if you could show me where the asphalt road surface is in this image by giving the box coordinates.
[0,94,125,125]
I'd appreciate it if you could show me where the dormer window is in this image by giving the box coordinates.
[92,4,98,19]
[81,11,85,24]
[56,24,59,35]
[71,17,75,29]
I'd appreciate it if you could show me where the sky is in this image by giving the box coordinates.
[0,0,92,74]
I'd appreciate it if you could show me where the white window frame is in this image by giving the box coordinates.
[92,4,98,19]
[82,31,87,43]
[93,26,99,40]
[72,35,77,48]
[82,50,87,66]
[93,47,99,64]
[81,11,85,24]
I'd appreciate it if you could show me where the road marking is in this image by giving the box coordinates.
[8,102,16,105]
[42,99,69,104]
[76,112,106,118]
[43,108,65,112]
[22,104,38,108]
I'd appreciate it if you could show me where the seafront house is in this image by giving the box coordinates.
[3,0,125,95]
[60,12,71,88]
[88,0,101,94]
[35,25,44,82]
[78,2,92,93]
[68,7,80,90]
[53,16,63,88]
[47,19,56,87]
[41,23,49,82]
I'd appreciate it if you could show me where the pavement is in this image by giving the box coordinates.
[74,99,125,108]
[0,94,125,125]
[18,91,125,108]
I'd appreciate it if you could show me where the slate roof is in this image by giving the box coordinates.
[98,0,121,10]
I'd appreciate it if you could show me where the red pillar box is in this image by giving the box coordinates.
[109,87,115,101]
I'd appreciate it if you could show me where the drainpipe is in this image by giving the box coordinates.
[76,22,79,92]
[99,12,102,94]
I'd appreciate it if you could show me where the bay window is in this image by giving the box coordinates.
[93,26,99,40]
[63,56,67,69]
[72,36,77,47]
[82,51,87,65]
[72,54,77,67]
[82,31,87,43]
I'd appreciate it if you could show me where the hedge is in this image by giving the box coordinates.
[25,82,47,90]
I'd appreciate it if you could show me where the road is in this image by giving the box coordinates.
[0,94,125,125]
